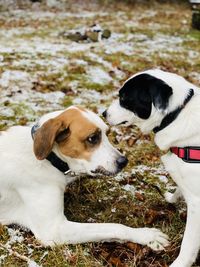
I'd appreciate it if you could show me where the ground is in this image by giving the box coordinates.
[0,1,200,266]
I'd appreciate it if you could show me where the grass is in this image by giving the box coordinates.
[0,0,200,266]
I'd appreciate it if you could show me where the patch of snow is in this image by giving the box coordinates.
[73,59,88,66]
[0,108,15,117]
[87,217,96,223]
[46,0,60,7]
[111,208,116,213]
[0,38,68,55]
[138,10,158,19]
[73,89,114,106]
[0,255,7,265]
[115,171,130,181]
[105,42,134,56]
[131,164,170,185]
[0,70,32,88]
[88,52,125,80]
[7,10,108,20]
[27,259,41,267]
[188,50,199,58]
[87,67,113,85]
[122,184,135,196]
[136,34,184,55]
[158,175,168,183]
[13,57,69,70]
[5,228,24,249]
[131,164,168,176]
[88,52,113,69]
[27,247,34,255]
[136,139,151,145]
[68,43,93,53]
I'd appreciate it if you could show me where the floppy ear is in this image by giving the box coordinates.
[131,87,152,119]
[33,118,70,160]
[149,78,173,111]
[120,73,173,119]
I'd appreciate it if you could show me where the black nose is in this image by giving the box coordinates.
[102,110,107,118]
[116,156,128,170]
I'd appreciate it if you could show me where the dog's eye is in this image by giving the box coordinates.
[86,131,101,145]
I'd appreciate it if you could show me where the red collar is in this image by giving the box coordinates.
[170,147,200,163]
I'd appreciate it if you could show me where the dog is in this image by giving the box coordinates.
[0,105,168,249]
[104,69,200,267]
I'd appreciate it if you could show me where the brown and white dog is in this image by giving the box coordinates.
[0,106,168,248]
[104,69,200,267]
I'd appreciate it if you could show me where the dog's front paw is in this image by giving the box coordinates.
[142,228,169,251]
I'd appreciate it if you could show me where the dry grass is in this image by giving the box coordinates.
[0,1,200,266]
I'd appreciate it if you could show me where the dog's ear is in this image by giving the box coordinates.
[149,77,173,111]
[33,118,70,160]
[119,74,172,119]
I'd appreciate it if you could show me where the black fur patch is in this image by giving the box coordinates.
[153,88,194,133]
[119,73,173,119]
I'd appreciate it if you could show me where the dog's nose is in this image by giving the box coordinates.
[102,110,107,118]
[116,156,128,170]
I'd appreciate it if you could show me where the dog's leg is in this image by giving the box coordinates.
[42,220,169,250]
[164,187,183,204]
[169,200,200,267]
[19,186,168,249]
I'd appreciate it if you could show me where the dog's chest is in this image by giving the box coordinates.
[161,153,200,200]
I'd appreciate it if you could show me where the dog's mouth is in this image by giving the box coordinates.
[91,166,117,176]
[116,120,128,126]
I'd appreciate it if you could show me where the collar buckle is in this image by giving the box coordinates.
[183,147,189,162]
[64,170,71,175]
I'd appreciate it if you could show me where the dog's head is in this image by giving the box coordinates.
[33,106,128,176]
[103,69,192,133]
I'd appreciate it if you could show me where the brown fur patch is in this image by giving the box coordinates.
[33,107,100,161]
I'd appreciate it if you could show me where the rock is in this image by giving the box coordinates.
[86,31,99,42]
[62,25,111,42]
[102,29,111,39]
[66,32,87,42]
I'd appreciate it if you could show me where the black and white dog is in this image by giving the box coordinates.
[103,69,200,267]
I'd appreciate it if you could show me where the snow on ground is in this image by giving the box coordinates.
[87,67,113,85]
[0,2,199,265]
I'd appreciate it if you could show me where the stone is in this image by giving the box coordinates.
[86,31,99,42]
[102,29,111,39]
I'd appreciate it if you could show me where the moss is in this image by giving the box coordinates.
[62,96,73,107]
[187,29,200,40]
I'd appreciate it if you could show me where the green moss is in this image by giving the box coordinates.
[62,96,73,107]
[187,29,200,40]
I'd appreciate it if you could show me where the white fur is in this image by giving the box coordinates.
[0,106,169,249]
[106,69,200,267]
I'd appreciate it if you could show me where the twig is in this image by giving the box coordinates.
[0,243,40,265]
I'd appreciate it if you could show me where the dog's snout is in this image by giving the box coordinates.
[116,156,128,170]
[102,110,107,118]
